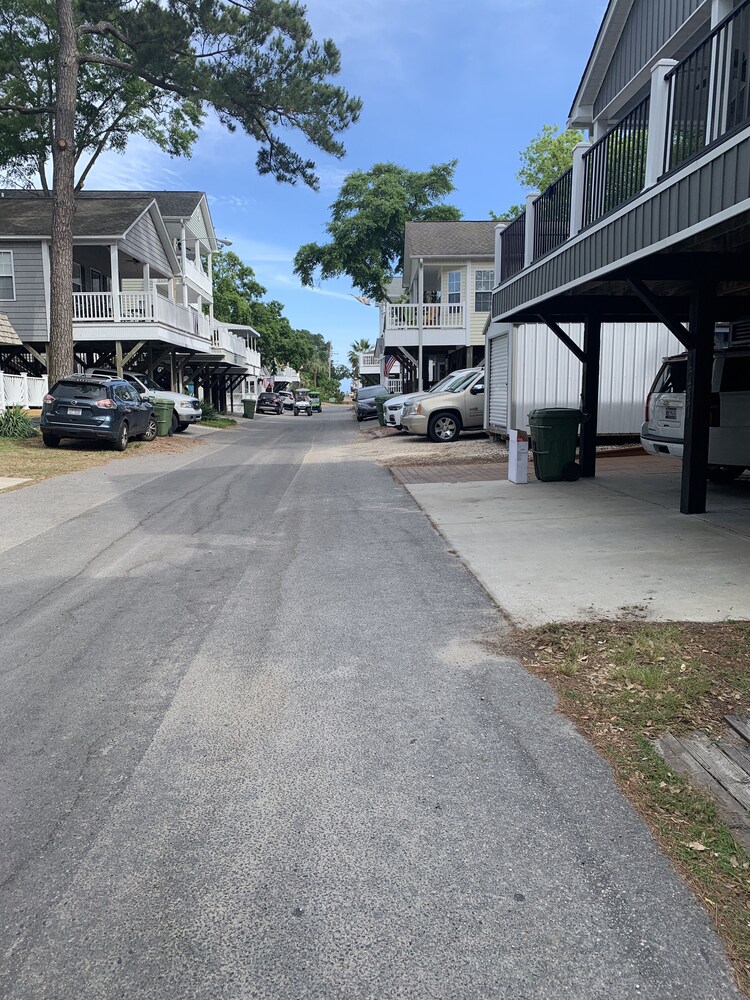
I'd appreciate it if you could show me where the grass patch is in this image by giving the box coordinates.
[0,433,205,490]
[201,417,236,429]
[497,620,750,995]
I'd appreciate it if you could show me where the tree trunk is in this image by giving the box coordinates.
[48,0,78,385]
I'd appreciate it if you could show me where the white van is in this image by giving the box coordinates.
[640,349,750,481]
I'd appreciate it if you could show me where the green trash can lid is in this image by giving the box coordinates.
[528,407,583,423]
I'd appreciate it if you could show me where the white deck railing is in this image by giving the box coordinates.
[0,371,48,411]
[385,303,465,330]
[360,352,378,367]
[387,378,403,394]
[212,327,249,360]
[72,291,211,340]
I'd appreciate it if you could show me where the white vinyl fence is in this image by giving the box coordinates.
[0,371,48,412]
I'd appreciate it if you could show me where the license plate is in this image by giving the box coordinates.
[664,406,677,420]
[67,406,82,416]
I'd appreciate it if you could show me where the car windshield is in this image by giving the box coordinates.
[54,381,107,399]
[447,372,481,393]
[430,370,475,393]
[129,374,161,391]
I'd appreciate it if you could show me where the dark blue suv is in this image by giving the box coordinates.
[40,375,156,451]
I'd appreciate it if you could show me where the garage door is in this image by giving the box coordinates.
[488,332,509,432]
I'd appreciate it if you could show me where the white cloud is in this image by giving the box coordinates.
[83,135,185,191]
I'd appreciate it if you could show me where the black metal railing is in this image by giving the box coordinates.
[666,0,750,171]
[533,167,573,258]
[582,95,650,228]
[500,211,526,281]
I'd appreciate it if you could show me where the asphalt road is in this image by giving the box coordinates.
[0,408,740,999]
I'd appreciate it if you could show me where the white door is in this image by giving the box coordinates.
[488,332,509,432]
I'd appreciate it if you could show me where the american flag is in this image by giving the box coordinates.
[384,355,397,376]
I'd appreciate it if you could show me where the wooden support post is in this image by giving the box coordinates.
[681,280,715,515]
[121,340,145,369]
[580,316,601,478]
[115,340,124,378]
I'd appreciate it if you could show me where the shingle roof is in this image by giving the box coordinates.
[404,221,497,260]
[0,193,155,238]
[77,190,205,218]
[0,313,22,346]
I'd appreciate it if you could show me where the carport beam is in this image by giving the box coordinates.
[681,281,714,515]
[580,318,601,478]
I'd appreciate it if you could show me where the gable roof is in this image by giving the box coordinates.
[404,221,497,261]
[77,191,218,249]
[0,193,155,238]
[0,312,22,346]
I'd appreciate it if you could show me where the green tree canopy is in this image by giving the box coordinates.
[492,124,584,222]
[294,161,462,301]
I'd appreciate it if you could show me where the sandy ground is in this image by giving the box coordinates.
[352,421,506,466]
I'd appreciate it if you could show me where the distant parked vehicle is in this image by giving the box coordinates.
[257,391,284,414]
[278,390,295,411]
[355,384,391,422]
[41,374,155,450]
[401,370,485,442]
[308,390,322,412]
[85,368,201,433]
[640,349,750,481]
[384,368,482,429]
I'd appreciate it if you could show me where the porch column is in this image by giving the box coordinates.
[681,280,715,515]
[644,59,678,188]
[110,244,121,321]
[417,257,424,392]
[142,262,150,289]
[580,317,601,478]
[207,252,213,283]
[494,224,506,286]
[569,142,591,237]
[524,192,538,267]
[180,223,188,306]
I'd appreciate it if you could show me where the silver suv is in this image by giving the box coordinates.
[640,349,750,481]
[85,369,202,433]
[401,369,485,442]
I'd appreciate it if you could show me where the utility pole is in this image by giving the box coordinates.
[328,340,332,379]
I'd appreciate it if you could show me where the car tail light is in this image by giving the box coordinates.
[43,393,55,403]
[94,398,117,408]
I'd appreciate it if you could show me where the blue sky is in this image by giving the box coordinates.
[89,0,608,371]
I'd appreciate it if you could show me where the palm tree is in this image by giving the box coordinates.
[348,338,372,383]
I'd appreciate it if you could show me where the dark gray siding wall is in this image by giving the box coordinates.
[594,0,705,116]
[493,135,750,319]
[122,212,171,276]
[0,241,47,342]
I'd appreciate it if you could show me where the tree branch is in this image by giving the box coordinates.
[0,102,54,115]
[77,54,198,98]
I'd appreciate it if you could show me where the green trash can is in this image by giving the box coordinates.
[528,408,584,482]
[242,398,256,419]
[152,397,175,437]
[375,393,396,426]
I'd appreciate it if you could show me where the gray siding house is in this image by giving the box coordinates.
[490,0,750,514]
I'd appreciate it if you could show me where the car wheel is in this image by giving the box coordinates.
[707,464,745,482]
[356,415,363,422]
[175,421,188,433]
[113,422,129,452]
[140,414,158,442]
[42,432,60,448]
[428,412,461,443]
[307,410,312,416]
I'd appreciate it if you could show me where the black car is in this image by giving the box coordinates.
[256,391,284,414]
[355,384,391,422]
[40,375,156,451]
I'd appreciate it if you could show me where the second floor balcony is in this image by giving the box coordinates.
[383,302,467,348]
[72,290,212,342]
[494,0,750,318]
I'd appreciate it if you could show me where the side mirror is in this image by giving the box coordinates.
[471,383,484,395]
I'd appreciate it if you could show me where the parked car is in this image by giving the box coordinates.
[308,390,322,412]
[85,368,201,433]
[41,374,156,450]
[384,368,482,429]
[278,390,295,411]
[293,390,313,416]
[257,391,284,414]
[355,384,392,422]
[640,349,750,481]
[401,370,485,442]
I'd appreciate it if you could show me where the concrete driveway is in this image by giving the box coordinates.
[404,454,750,626]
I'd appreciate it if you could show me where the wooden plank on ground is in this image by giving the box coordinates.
[719,739,750,775]
[724,714,750,744]
[655,734,750,853]
[681,733,750,812]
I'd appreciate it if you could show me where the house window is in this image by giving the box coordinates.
[474,269,495,312]
[72,262,84,293]
[447,271,461,304]
[0,251,15,300]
